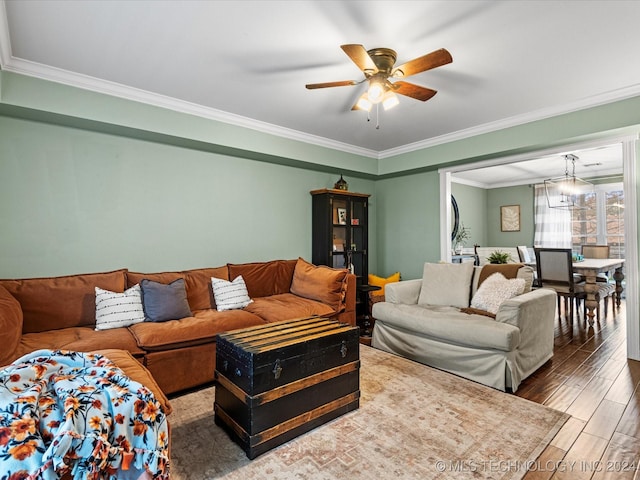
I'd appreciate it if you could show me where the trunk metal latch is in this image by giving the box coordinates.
[273,359,283,379]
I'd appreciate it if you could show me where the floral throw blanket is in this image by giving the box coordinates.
[0,350,169,480]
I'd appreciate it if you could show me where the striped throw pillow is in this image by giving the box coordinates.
[95,284,145,330]
[211,275,253,311]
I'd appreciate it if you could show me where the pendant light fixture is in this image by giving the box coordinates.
[544,154,594,209]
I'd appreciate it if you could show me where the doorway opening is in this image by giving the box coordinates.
[438,135,638,360]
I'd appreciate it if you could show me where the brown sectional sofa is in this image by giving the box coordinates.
[0,258,356,395]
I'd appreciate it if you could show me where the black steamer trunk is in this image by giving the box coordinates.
[214,317,360,459]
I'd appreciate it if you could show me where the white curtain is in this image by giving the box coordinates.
[533,184,572,248]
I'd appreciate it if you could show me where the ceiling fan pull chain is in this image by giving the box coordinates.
[376,104,380,130]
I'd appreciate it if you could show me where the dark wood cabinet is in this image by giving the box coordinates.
[310,189,371,288]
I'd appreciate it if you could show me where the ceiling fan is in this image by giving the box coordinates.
[306,44,453,112]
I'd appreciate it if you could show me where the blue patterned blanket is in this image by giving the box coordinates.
[0,350,169,480]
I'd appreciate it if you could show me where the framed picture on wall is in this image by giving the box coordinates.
[500,205,521,232]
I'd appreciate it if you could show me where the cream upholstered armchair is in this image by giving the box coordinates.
[371,262,556,392]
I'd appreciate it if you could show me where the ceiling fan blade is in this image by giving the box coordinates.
[306,80,357,89]
[392,81,437,101]
[341,44,378,73]
[391,48,452,78]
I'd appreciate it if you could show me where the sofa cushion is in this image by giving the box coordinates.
[418,262,474,309]
[14,326,144,362]
[95,284,145,331]
[290,258,348,311]
[0,285,23,367]
[127,266,229,311]
[127,271,184,289]
[140,278,193,322]
[211,275,253,311]
[470,272,526,315]
[243,293,336,323]
[129,309,264,351]
[0,269,128,333]
[227,259,297,298]
[183,266,228,310]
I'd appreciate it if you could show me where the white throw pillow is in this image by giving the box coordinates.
[211,275,253,311]
[418,262,474,309]
[95,284,145,331]
[471,273,526,315]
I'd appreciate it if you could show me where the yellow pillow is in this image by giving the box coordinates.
[368,272,401,296]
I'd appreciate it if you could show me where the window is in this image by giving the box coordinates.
[571,183,624,258]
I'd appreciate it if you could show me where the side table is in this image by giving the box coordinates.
[357,284,381,340]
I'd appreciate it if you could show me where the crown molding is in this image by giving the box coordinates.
[1,0,639,164]
[3,51,640,166]
[379,84,640,159]
[0,56,380,159]
[0,0,378,161]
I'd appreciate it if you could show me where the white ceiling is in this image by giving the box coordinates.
[451,142,624,188]
[1,0,639,163]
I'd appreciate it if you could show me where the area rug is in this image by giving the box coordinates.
[167,345,568,480]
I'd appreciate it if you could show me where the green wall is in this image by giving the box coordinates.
[486,185,535,247]
[0,71,638,290]
[0,115,376,277]
[2,70,639,357]
[374,171,439,279]
[451,183,487,249]
[450,183,535,251]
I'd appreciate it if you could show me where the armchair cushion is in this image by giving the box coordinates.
[418,262,474,309]
[469,272,525,315]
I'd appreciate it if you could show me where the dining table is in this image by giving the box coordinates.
[572,258,625,324]
[526,257,625,325]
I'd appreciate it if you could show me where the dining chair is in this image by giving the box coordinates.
[517,246,541,287]
[517,246,532,263]
[581,245,611,282]
[534,248,585,320]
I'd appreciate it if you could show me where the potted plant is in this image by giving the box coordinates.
[453,223,470,254]
[487,250,513,264]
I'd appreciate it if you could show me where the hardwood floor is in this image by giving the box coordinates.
[517,300,640,479]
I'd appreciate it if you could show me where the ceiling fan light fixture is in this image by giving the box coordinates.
[382,91,399,110]
[355,93,373,112]
[307,44,453,117]
[367,78,386,104]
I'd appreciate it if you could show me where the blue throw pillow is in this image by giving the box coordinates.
[140,278,192,322]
